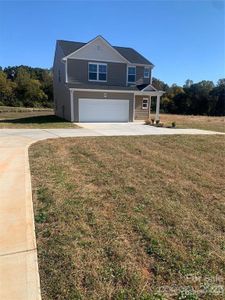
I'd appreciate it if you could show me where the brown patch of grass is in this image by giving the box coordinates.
[29,136,225,299]
[0,109,78,128]
[158,114,225,132]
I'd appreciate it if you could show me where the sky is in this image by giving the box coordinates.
[0,0,224,86]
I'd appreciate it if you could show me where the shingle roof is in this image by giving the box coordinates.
[58,40,86,56]
[57,39,153,66]
[114,46,153,65]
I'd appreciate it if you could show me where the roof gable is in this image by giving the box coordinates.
[57,36,154,66]
[141,83,157,91]
[62,36,129,63]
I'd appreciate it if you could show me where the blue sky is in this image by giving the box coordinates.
[0,0,224,85]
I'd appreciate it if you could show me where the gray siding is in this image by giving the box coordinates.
[53,44,153,123]
[107,63,127,86]
[136,66,151,86]
[67,59,87,84]
[53,44,71,121]
[135,95,150,120]
[73,91,134,122]
[67,59,127,87]
[68,59,151,87]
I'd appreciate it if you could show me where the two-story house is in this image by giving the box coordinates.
[53,35,164,122]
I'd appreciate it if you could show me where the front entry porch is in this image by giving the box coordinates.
[134,91,163,121]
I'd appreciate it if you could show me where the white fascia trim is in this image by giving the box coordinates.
[134,91,165,96]
[62,35,130,64]
[129,63,154,68]
[69,88,164,96]
[69,88,135,94]
[66,57,127,64]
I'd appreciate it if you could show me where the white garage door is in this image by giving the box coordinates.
[79,99,129,122]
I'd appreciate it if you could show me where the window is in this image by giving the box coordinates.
[99,64,107,81]
[142,98,148,110]
[127,66,136,83]
[88,63,97,80]
[88,63,107,81]
[144,67,150,78]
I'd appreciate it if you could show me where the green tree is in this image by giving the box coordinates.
[0,71,17,106]
[40,69,53,105]
[210,79,225,115]
[15,67,48,107]
[182,80,215,115]
[152,77,169,91]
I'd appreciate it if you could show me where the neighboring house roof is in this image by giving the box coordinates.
[57,39,154,66]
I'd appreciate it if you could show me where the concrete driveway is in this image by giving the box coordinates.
[0,123,224,140]
[0,124,223,299]
[77,122,224,135]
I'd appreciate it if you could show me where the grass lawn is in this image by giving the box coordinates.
[159,114,225,133]
[30,136,225,300]
[0,108,78,128]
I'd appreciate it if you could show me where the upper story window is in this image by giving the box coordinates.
[88,63,107,82]
[127,66,136,83]
[144,67,150,78]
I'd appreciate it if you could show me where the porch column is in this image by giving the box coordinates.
[155,95,160,121]
[148,96,151,119]
[70,89,74,122]
[133,93,136,121]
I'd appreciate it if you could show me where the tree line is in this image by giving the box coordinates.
[0,65,224,115]
[152,78,225,116]
[0,66,53,108]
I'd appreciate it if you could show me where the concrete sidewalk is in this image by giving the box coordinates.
[0,136,41,300]
[0,125,224,299]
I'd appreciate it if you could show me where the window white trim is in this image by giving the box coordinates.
[142,98,149,110]
[127,66,136,84]
[144,67,150,78]
[88,62,107,82]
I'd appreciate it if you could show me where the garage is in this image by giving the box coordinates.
[79,98,130,122]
